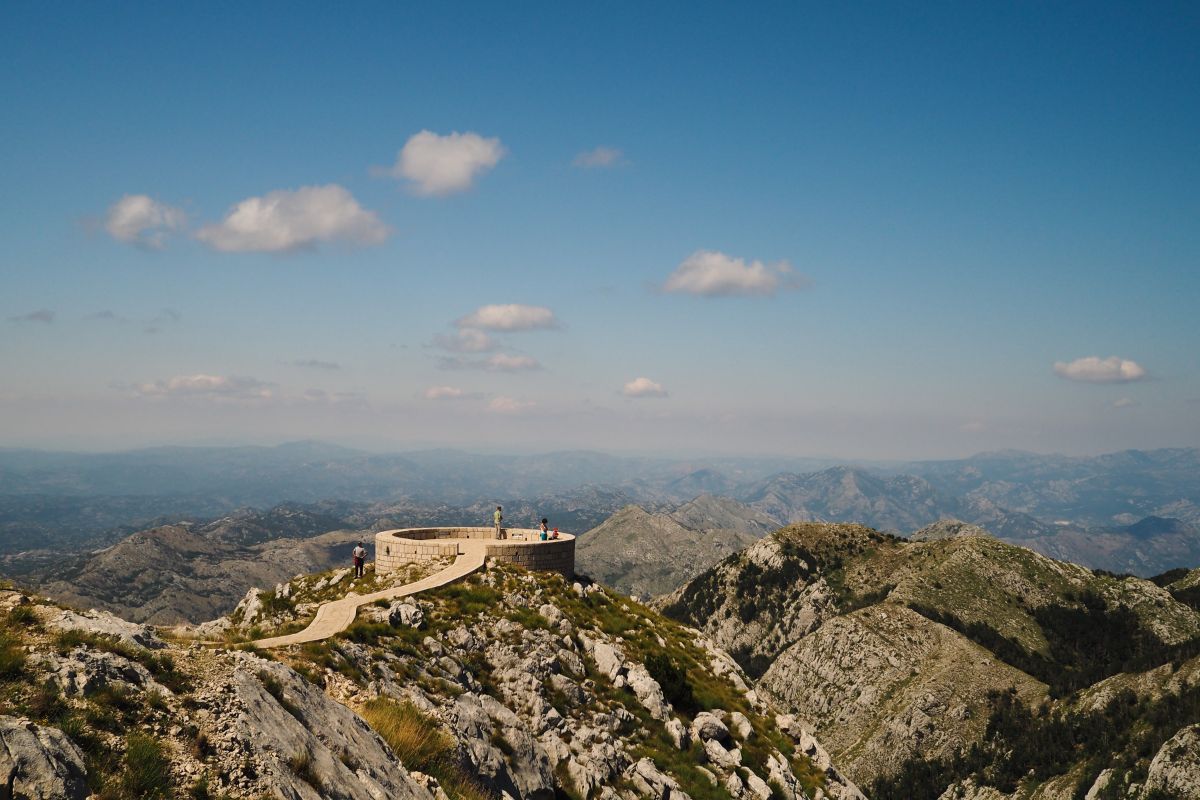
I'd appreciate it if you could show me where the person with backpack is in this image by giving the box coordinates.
[352,541,367,579]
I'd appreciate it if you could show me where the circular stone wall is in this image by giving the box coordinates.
[374,527,575,580]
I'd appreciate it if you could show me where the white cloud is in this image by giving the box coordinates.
[1113,397,1140,409]
[432,328,498,353]
[8,309,54,324]
[456,304,558,331]
[488,396,534,414]
[960,420,987,433]
[291,359,341,370]
[622,377,668,398]
[663,250,804,297]
[573,146,624,168]
[195,185,389,252]
[424,386,466,400]
[135,374,273,400]
[105,194,186,249]
[486,353,541,372]
[1053,356,1147,383]
[383,130,505,196]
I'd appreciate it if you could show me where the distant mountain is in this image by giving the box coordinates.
[662,468,738,500]
[743,466,951,532]
[35,504,364,624]
[908,447,1200,527]
[575,497,775,597]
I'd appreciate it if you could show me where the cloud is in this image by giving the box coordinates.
[573,146,624,168]
[437,353,542,372]
[486,353,541,372]
[960,420,987,433]
[622,377,668,398]
[432,328,498,353]
[423,385,466,400]
[381,130,505,196]
[488,396,535,414]
[1053,356,1147,384]
[662,250,805,297]
[135,374,273,400]
[9,309,54,324]
[1113,397,1140,409]
[105,194,186,249]
[455,304,558,331]
[195,185,389,252]
[291,359,341,370]
[87,310,126,323]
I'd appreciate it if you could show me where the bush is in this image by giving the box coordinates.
[645,652,696,714]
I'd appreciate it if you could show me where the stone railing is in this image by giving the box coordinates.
[374,526,575,579]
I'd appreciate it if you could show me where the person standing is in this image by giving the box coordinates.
[352,541,367,579]
[494,506,504,539]
[539,518,549,540]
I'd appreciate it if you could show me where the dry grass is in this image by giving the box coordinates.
[361,698,493,800]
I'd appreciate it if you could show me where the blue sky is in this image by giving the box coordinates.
[2,1,1198,457]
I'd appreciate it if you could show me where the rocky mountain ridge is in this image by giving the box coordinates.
[659,522,1200,799]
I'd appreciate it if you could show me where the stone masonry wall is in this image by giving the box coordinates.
[374,527,575,580]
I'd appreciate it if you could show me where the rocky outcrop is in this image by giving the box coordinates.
[0,717,88,800]
[1142,724,1200,799]
[759,604,1045,783]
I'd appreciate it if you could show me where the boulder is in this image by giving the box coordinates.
[0,716,88,800]
[703,738,741,770]
[729,711,754,740]
[691,711,730,743]
[625,663,671,721]
[665,718,690,750]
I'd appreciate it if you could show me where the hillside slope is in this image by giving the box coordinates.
[576,496,777,597]
[660,522,1200,799]
[0,562,863,800]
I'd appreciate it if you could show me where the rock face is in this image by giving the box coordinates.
[759,605,1043,780]
[0,716,89,800]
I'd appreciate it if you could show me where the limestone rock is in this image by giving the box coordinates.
[1142,724,1200,799]
[691,711,730,743]
[665,718,690,750]
[44,607,164,650]
[0,716,88,800]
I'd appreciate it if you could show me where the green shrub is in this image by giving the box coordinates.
[645,652,696,714]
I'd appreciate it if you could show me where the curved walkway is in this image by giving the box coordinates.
[252,543,488,649]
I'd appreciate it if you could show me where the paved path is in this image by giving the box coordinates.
[252,541,487,649]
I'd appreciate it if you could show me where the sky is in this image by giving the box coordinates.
[1,1,1198,459]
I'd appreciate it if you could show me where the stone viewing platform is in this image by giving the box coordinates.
[374,526,576,579]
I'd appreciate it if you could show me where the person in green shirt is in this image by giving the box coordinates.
[494,506,503,539]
